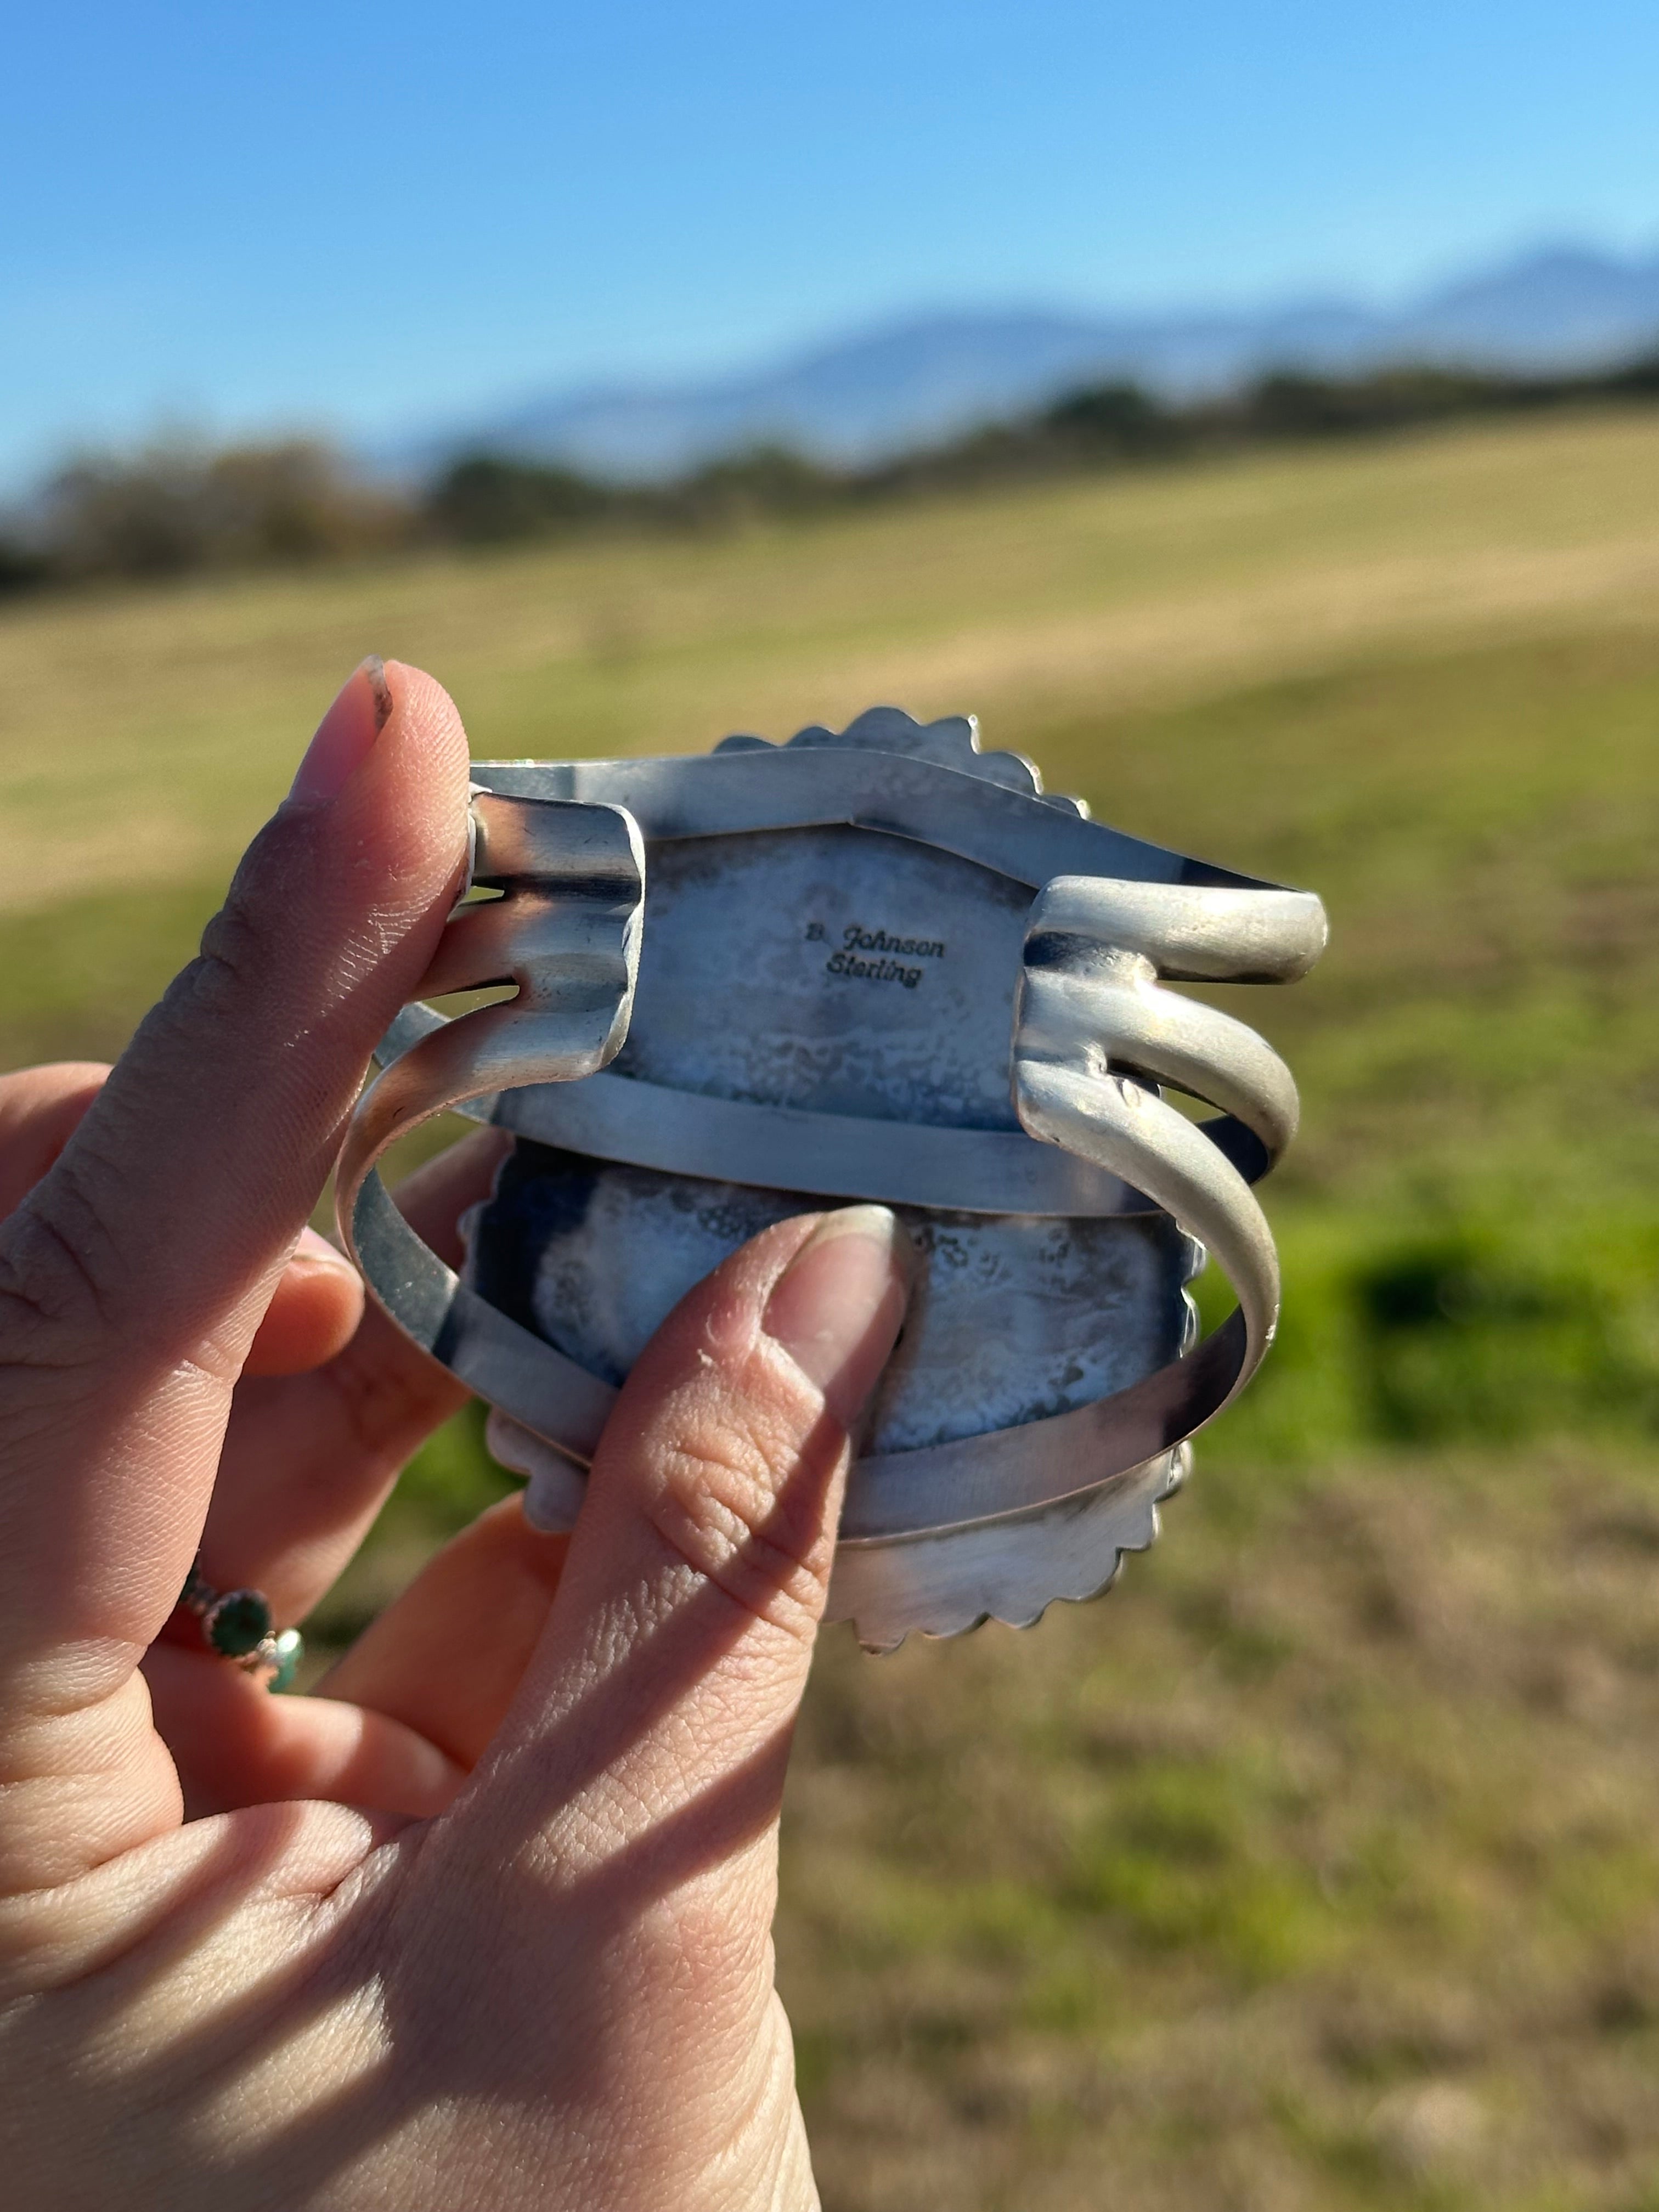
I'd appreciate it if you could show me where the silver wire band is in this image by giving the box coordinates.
[335,788,647,1451]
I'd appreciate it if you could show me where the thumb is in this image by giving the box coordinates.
[0,658,471,1745]
[421,1210,910,2175]
[572,1201,913,1645]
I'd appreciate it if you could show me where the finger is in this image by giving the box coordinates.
[319,1496,569,1771]
[0,658,471,1881]
[0,1069,368,1380]
[0,1062,109,1217]
[0,1068,368,1380]
[142,1643,462,1820]
[242,1227,365,1377]
[415,1207,910,2138]
[151,1496,563,1818]
[187,1125,510,1629]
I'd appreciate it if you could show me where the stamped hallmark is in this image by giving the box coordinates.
[811,919,947,990]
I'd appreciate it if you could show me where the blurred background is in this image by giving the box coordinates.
[6,4,1659,2203]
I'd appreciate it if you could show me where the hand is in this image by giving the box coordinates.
[0,661,910,2211]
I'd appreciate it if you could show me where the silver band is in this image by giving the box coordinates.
[335,788,646,1454]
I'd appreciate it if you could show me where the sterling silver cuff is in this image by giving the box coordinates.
[337,707,1326,1650]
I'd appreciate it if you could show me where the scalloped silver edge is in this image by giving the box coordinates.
[824,1443,1189,1653]
[714,704,1091,818]
[494,1397,1190,1659]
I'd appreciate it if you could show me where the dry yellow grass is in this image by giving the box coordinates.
[785,1446,1659,2211]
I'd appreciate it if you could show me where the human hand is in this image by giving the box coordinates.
[0,661,911,2210]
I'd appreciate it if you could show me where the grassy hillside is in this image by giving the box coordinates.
[3,409,1658,2207]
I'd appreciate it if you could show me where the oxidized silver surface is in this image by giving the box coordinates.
[336,708,1327,1649]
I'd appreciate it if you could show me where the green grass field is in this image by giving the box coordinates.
[4,407,1658,2207]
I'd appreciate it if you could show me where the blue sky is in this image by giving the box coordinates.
[4,1,1657,484]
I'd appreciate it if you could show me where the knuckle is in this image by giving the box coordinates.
[186,809,316,1021]
[644,1398,842,1646]
[0,1155,123,1352]
[190,889,272,1020]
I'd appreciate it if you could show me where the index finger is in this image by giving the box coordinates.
[0,660,471,1889]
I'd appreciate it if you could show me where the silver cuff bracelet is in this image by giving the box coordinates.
[337,707,1327,1650]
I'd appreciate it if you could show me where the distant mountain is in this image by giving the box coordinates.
[1384,246,1659,368]
[404,242,1659,482]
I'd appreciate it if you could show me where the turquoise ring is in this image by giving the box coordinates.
[179,1560,303,1694]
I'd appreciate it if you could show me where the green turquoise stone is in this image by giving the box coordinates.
[206,1589,272,1658]
[267,1628,304,1696]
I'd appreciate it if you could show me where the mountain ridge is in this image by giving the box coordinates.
[400,241,1659,482]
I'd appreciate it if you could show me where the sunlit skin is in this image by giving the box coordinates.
[0,661,910,2211]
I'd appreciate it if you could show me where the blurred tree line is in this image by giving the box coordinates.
[0,440,411,591]
[5,352,1658,594]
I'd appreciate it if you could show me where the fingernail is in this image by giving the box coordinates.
[763,1205,913,1430]
[289,1224,359,1277]
[289,656,393,805]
